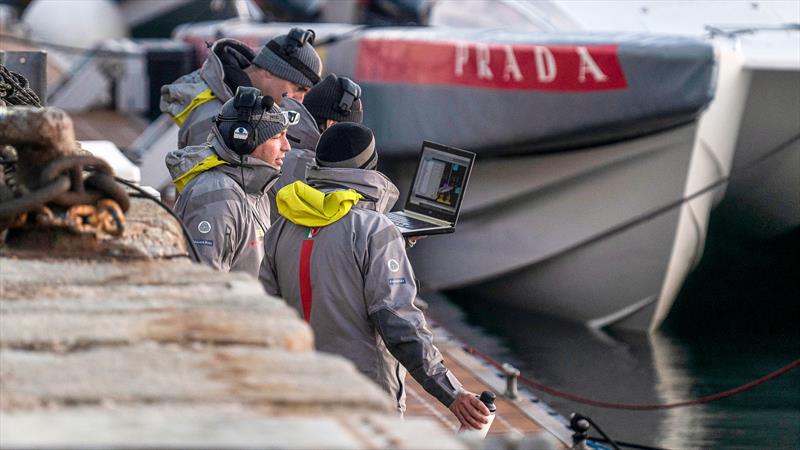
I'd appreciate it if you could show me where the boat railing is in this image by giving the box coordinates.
[704,23,800,38]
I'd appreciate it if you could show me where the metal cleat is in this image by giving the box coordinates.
[501,362,520,400]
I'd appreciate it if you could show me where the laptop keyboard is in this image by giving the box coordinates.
[386,212,436,230]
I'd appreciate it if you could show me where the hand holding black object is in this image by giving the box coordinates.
[449,390,490,430]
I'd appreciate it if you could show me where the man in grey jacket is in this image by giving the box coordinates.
[166,87,296,277]
[259,123,489,428]
[161,28,321,148]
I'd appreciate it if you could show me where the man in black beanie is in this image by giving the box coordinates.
[267,75,365,221]
[259,123,490,428]
[302,74,364,133]
[161,28,322,148]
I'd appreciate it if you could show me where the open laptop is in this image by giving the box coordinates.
[386,141,476,237]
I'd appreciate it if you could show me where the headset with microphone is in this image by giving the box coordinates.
[215,87,273,157]
[216,87,302,159]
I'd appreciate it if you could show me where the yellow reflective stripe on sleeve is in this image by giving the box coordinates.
[172,88,216,126]
[172,154,229,193]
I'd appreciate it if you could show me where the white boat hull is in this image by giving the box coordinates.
[712,66,800,239]
[650,47,746,330]
[163,20,719,332]
[383,123,698,331]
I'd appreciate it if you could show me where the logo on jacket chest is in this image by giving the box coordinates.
[248,227,265,247]
[198,221,212,234]
[387,259,400,272]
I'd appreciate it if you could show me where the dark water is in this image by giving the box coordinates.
[432,217,800,449]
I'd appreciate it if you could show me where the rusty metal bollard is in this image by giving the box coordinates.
[0,106,82,190]
[0,106,129,237]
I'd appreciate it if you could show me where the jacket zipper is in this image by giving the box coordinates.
[225,225,233,260]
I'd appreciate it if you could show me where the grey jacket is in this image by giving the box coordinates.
[259,166,462,412]
[268,97,321,223]
[166,126,278,277]
[160,39,250,148]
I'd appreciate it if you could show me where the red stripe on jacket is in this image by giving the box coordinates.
[299,239,314,322]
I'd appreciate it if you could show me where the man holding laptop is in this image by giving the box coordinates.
[259,122,487,427]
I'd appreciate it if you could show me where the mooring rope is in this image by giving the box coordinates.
[462,345,799,411]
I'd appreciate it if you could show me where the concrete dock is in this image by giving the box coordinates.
[0,197,569,449]
[0,198,466,449]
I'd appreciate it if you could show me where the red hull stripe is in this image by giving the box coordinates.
[299,239,314,322]
[356,39,627,92]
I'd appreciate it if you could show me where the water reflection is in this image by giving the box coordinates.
[426,294,800,449]
[649,332,711,448]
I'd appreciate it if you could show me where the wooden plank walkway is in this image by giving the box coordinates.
[404,323,573,448]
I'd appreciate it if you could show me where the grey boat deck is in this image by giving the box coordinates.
[405,322,572,448]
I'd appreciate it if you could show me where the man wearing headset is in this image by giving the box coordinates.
[161,28,321,148]
[269,74,364,221]
[166,87,298,276]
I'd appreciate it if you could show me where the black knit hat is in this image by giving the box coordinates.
[315,122,377,170]
[252,28,322,89]
[303,74,364,126]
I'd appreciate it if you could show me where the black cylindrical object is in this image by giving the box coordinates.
[480,390,497,413]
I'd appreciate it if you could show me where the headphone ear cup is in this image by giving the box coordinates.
[228,121,256,156]
[248,127,258,153]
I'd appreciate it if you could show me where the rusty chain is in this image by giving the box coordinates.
[0,176,70,220]
[38,155,130,212]
[35,199,126,236]
[0,154,130,236]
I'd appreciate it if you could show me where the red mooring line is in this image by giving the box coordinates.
[462,346,799,410]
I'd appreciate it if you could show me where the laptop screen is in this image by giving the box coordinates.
[406,142,475,222]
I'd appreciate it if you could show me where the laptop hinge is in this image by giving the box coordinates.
[404,210,452,226]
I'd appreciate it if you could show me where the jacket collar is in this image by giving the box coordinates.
[199,39,242,102]
[165,127,280,196]
[210,127,280,196]
[305,166,399,213]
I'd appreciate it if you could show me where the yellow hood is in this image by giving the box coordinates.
[170,153,229,193]
[276,181,362,227]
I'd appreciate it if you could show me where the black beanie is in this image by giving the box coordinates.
[315,122,377,170]
[303,74,364,126]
